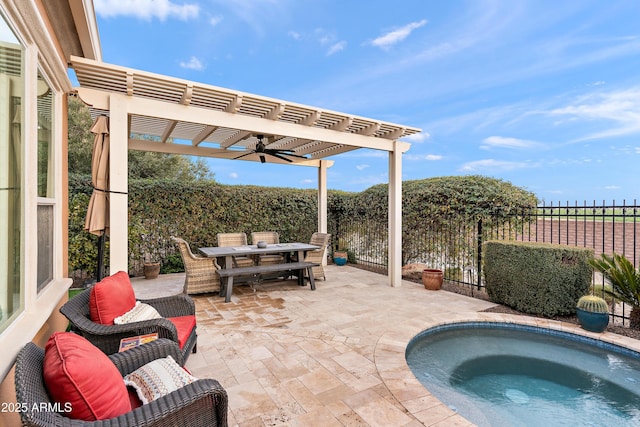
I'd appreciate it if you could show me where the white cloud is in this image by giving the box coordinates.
[402,132,430,143]
[229,172,238,179]
[327,41,347,56]
[301,179,314,184]
[94,0,198,21]
[460,159,534,172]
[179,56,205,70]
[605,185,621,190]
[288,30,301,40]
[481,136,545,150]
[549,86,640,141]
[371,19,427,50]
[210,15,223,26]
[356,164,370,171]
[406,154,443,161]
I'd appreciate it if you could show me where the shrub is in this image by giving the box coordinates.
[484,240,593,317]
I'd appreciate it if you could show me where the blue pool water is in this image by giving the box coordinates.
[405,323,640,427]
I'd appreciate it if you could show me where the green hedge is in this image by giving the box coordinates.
[483,240,593,317]
[68,174,537,282]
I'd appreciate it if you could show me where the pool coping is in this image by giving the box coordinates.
[373,312,640,426]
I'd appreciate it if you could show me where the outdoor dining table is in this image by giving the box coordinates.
[198,242,320,302]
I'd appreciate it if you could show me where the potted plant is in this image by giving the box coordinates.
[422,269,443,290]
[143,254,160,280]
[576,295,609,332]
[589,253,640,329]
[333,248,348,266]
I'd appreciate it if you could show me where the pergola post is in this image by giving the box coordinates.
[108,93,129,274]
[388,141,407,287]
[318,160,328,234]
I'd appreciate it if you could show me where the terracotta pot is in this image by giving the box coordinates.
[422,269,443,290]
[143,262,160,280]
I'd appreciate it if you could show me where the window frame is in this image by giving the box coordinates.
[0,3,72,380]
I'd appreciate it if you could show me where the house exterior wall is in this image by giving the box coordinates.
[0,2,97,423]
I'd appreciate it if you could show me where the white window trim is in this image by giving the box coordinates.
[0,12,71,380]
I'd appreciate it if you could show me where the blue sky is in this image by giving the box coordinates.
[89,0,640,202]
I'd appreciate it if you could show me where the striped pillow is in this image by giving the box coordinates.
[114,301,161,324]
[123,356,197,404]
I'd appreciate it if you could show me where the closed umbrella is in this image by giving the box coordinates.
[84,115,110,281]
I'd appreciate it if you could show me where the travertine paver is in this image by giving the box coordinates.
[132,265,640,426]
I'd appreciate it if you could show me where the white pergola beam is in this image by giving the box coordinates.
[192,125,217,146]
[76,87,410,152]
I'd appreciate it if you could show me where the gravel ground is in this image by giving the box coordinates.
[405,275,640,341]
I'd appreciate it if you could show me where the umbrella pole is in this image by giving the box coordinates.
[97,233,105,281]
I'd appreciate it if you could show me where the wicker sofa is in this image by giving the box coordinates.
[15,338,228,426]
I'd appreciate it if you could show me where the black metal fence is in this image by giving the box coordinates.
[332,200,640,325]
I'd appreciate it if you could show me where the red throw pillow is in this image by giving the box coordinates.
[43,332,132,420]
[89,271,136,324]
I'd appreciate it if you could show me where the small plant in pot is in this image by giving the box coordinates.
[576,295,609,333]
[333,238,349,266]
[143,254,160,280]
[333,248,348,266]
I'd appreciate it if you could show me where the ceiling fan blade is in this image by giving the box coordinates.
[233,151,254,160]
[269,152,293,163]
[277,151,309,160]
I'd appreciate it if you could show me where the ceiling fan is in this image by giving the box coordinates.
[233,134,309,163]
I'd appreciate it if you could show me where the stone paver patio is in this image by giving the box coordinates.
[131,265,640,426]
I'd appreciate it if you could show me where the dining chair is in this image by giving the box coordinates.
[216,232,255,268]
[250,231,285,265]
[172,236,221,294]
[305,232,331,280]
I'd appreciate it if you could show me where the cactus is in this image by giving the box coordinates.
[577,295,609,313]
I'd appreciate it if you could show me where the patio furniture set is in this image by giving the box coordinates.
[173,231,331,302]
[15,269,227,426]
[12,231,330,426]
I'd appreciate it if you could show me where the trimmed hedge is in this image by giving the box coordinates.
[68,174,537,281]
[483,240,593,317]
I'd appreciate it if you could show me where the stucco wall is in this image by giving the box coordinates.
[0,294,69,427]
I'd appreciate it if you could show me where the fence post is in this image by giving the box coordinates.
[477,218,483,290]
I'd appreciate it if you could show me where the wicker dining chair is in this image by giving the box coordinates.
[15,338,228,427]
[305,232,331,280]
[172,236,221,294]
[216,232,255,268]
[250,231,284,265]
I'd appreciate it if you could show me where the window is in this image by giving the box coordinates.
[37,70,54,291]
[0,13,24,331]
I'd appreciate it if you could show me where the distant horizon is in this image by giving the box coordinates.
[90,0,640,203]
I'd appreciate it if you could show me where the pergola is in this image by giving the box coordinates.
[71,57,421,287]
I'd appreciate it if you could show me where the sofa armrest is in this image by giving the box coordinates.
[109,338,184,375]
[141,293,195,318]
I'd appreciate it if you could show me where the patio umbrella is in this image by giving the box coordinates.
[84,115,110,281]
